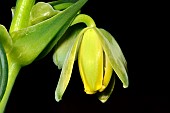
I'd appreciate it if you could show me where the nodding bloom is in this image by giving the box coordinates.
[53,24,128,103]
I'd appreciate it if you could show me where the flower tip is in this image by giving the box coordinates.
[99,86,106,92]
[98,95,109,103]
[85,90,96,94]
[122,73,129,88]
[55,95,62,102]
[123,85,128,88]
[55,91,62,102]
[123,81,129,88]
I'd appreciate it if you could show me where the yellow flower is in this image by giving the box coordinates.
[78,28,113,94]
[53,25,128,103]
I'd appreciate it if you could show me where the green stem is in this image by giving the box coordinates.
[71,14,96,27]
[1,1,35,110]
[0,57,21,113]
[9,0,35,33]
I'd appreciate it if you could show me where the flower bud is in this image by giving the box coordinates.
[78,28,113,94]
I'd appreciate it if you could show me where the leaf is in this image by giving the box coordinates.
[9,0,88,66]
[53,3,73,10]
[0,43,8,102]
[96,28,129,88]
[55,27,88,102]
[58,0,78,3]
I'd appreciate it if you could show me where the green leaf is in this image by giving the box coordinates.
[55,27,88,102]
[9,0,88,66]
[49,0,78,10]
[0,43,8,102]
[58,0,78,3]
[53,24,84,69]
[96,28,129,88]
[53,3,73,10]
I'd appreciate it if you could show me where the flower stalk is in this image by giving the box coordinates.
[9,0,36,33]
[0,58,20,113]
[71,14,96,27]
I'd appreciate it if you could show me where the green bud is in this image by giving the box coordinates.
[30,2,60,25]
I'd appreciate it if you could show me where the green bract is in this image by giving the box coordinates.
[53,24,128,103]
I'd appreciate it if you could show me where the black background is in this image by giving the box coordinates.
[0,0,169,113]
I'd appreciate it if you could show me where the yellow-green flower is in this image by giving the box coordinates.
[53,24,128,103]
[78,28,113,94]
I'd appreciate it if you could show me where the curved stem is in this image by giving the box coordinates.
[9,0,35,33]
[71,14,96,27]
[0,57,21,113]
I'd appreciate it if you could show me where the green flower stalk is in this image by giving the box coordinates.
[53,14,129,103]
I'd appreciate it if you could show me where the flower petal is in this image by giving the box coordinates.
[78,28,103,94]
[95,28,129,88]
[97,73,115,103]
[99,53,113,92]
[53,25,84,69]
[55,28,88,102]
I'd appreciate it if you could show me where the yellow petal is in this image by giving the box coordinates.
[98,74,115,103]
[78,28,103,94]
[99,53,113,92]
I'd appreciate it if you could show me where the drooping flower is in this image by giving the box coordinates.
[53,23,129,103]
